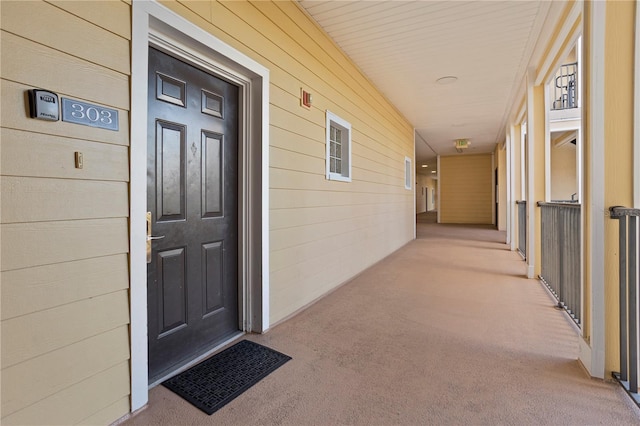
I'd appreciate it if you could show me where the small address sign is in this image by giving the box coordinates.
[61,98,118,131]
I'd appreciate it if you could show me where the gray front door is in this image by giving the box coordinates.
[147,47,239,383]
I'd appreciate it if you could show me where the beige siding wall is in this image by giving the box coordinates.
[0,1,132,424]
[162,1,415,323]
[1,1,415,424]
[439,155,493,224]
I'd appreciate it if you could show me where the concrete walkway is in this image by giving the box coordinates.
[125,220,640,425]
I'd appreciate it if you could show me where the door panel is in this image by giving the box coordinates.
[157,247,187,336]
[201,132,223,217]
[202,241,224,315]
[157,121,186,221]
[147,47,240,383]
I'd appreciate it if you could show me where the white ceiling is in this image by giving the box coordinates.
[298,0,563,172]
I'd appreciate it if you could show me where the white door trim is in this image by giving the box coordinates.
[130,1,270,411]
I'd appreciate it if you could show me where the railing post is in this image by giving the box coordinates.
[610,206,640,406]
[630,216,637,393]
[618,213,628,382]
[558,205,565,307]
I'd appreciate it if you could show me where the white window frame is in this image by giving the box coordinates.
[326,110,352,182]
[404,156,412,190]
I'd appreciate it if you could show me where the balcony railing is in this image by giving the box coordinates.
[538,202,581,326]
[610,206,640,407]
[516,201,527,258]
[552,62,578,110]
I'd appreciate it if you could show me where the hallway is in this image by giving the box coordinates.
[126,221,640,425]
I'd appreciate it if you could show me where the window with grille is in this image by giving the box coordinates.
[325,111,351,182]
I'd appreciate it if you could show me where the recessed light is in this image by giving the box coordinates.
[421,165,428,168]
[431,170,437,174]
[436,76,458,85]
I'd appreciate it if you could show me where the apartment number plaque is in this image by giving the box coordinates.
[61,98,119,131]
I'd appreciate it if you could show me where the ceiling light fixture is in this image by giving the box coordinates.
[436,76,458,85]
[421,164,428,168]
[431,170,437,174]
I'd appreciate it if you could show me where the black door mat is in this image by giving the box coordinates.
[162,339,292,415]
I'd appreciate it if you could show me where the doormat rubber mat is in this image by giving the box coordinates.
[163,339,292,415]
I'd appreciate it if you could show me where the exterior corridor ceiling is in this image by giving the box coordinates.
[298,0,565,171]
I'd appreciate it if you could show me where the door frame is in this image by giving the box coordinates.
[131,1,270,411]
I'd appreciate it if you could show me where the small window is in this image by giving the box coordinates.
[326,111,352,182]
[404,156,412,190]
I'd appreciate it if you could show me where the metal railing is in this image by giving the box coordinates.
[552,62,578,110]
[516,201,527,258]
[610,206,640,406]
[538,202,581,326]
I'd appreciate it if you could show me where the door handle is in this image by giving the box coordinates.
[147,212,165,263]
